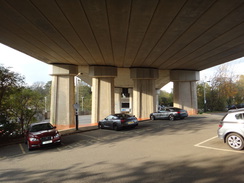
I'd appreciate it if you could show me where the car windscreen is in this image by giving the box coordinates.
[115,114,132,119]
[30,123,53,132]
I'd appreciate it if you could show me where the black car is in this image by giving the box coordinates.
[150,107,188,121]
[98,113,138,131]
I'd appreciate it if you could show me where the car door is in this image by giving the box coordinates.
[105,115,115,129]
[102,115,111,128]
[156,110,168,119]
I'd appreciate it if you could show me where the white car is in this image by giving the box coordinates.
[218,109,244,150]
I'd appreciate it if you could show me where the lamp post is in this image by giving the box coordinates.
[74,73,81,130]
[81,96,84,112]
[203,80,210,112]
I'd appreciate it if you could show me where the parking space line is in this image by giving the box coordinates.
[19,143,26,154]
[194,136,244,153]
[195,136,218,146]
[79,134,101,141]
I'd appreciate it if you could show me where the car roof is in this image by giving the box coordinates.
[29,121,51,127]
[228,108,244,113]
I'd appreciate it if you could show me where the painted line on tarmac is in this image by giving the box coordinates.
[19,143,26,154]
[194,136,244,153]
[78,134,102,142]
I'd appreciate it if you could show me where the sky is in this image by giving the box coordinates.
[0,43,244,92]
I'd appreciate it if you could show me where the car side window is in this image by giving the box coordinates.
[166,109,170,112]
[235,113,244,120]
[107,115,115,120]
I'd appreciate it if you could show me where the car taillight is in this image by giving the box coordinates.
[177,111,180,114]
[121,119,126,123]
[219,124,223,128]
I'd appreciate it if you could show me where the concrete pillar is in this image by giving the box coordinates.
[114,88,121,113]
[170,70,199,115]
[129,88,133,114]
[130,68,159,120]
[89,66,117,123]
[50,64,78,128]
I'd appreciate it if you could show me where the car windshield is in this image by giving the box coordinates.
[115,113,132,119]
[30,123,54,132]
[168,107,181,111]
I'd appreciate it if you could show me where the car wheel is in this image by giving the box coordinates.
[150,115,155,120]
[169,114,174,121]
[27,141,33,151]
[98,123,104,129]
[226,133,244,150]
[113,124,120,131]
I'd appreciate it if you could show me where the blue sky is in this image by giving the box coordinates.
[0,43,243,91]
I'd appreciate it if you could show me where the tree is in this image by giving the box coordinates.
[78,83,92,114]
[8,87,44,133]
[0,65,49,136]
[0,65,25,111]
[158,90,173,107]
[197,63,239,112]
[235,75,244,105]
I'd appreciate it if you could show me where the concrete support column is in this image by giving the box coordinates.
[129,88,133,114]
[89,66,117,123]
[114,88,122,113]
[50,64,78,128]
[170,70,199,115]
[130,68,159,120]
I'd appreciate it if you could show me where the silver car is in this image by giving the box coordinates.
[217,109,244,150]
[98,113,138,131]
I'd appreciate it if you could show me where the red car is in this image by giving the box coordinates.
[25,122,61,151]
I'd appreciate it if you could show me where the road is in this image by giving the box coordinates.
[1,113,244,183]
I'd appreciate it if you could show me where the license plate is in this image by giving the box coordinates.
[42,140,52,145]
[128,121,134,124]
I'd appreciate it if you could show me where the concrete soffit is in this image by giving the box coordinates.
[77,66,171,89]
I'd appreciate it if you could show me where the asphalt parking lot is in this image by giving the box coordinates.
[1,113,244,183]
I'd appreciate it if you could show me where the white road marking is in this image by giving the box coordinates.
[194,136,244,153]
[19,143,26,154]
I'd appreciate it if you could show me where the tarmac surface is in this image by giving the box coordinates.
[1,113,244,183]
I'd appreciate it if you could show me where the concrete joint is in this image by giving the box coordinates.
[130,68,159,79]
[170,70,199,82]
[89,66,117,77]
[50,64,78,76]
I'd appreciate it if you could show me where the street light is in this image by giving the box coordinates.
[74,73,82,130]
[203,80,210,112]
[81,96,84,112]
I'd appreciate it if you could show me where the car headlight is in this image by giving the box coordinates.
[29,137,39,141]
[54,133,60,138]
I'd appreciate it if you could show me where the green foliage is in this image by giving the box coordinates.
[158,90,173,107]
[78,83,92,114]
[8,87,44,133]
[0,65,49,137]
[0,65,25,111]
[197,64,244,112]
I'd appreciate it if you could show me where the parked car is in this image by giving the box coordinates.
[218,109,244,150]
[150,107,188,121]
[227,104,244,110]
[98,113,138,131]
[25,122,61,151]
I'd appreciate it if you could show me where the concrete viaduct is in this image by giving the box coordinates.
[0,0,244,128]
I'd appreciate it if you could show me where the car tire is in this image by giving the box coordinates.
[98,123,104,129]
[27,141,33,151]
[169,114,174,121]
[226,133,244,150]
[113,124,120,131]
[150,115,155,120]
